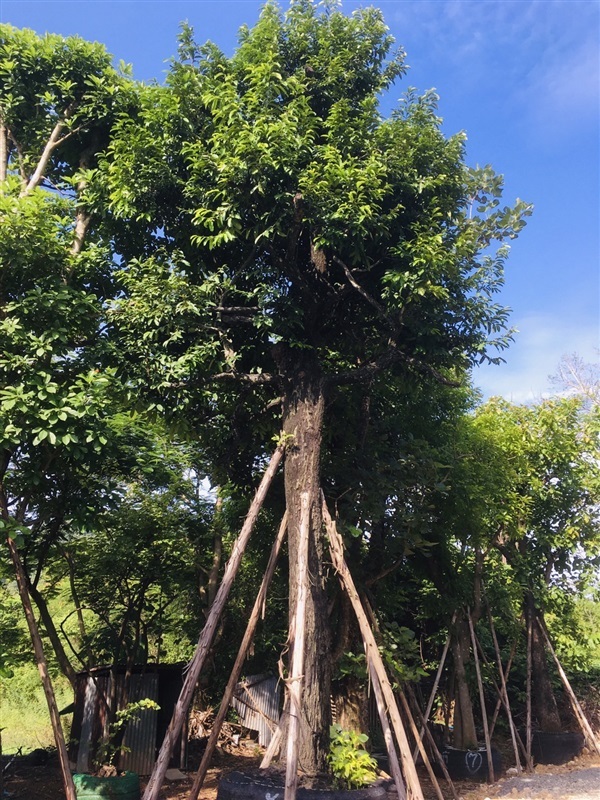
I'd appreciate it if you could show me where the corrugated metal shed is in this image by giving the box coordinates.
[70,664,186,776]
[231,674,281,747]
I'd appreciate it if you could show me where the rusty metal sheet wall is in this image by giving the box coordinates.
[120,673,159,776]
[73,666,183,776]
[231,674,280,747]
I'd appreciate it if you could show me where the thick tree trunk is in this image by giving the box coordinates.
[525,594,561,732]
[334,674,369,735]
[281,361,331,777]
[451,614,478,749]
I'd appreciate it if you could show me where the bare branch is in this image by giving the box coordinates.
[333,255,396,331]
[163,371,279,390]
[214,306,259,315]
[21,112,85,197]
[21,119,66,196]
[211,371,277,385]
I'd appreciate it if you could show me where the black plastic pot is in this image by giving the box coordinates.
[216,771,389,800]
[439,746,502,781]
[531,731,584,765]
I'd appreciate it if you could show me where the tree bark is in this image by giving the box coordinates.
[280,358,331,778]
[451,613,478,749]
[28,580,78,688]
[285,492,311,800]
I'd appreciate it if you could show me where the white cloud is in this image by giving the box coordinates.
[379,0,599,138]
[473,312,600,403]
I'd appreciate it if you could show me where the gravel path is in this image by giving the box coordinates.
[496,767,600,800]
[465,756,600,800]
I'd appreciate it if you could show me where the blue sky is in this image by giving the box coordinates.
[2,0,598,402]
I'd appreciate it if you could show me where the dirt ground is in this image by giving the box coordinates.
[3,742,600,800]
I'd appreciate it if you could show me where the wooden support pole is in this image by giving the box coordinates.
[284,492,311,800]
[5,534,77,800]
[412,613,455,761]
[489,635,518,738]
[472,618,529,771]
[260,695,288,770]
[322,497,424,800]
[187,513,288,800]
[537,619,600,757]
[467,610,494,783]
[143,444,285,800]
[398,690,444,800]
[486,607,525,773]
[405,684,460,800]
[369,664,406,800]
[526,612,533,767]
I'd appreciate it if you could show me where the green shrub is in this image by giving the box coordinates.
[327,724,377,790]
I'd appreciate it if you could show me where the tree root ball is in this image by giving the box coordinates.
[438,746,503,781]
[531,731,585,765]
[216,771,389,799]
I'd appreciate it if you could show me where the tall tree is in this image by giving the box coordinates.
[100,0,531,777]
[0,24,134,796]
[475,397,600,731]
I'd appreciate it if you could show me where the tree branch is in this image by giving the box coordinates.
[329,344,460,388]
[0,123,7,184]
[7,129,27,186]
[364,554,405,587]
[333,255,396,331]
[22,114,84,197]
[21,119,67,196]
[70,210,91,257]
[209,371,278,385]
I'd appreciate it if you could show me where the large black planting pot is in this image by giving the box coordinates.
[531,731,584,765]
[217,771,389,800]
[439,746,503,782]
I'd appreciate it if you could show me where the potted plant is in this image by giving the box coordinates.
[73,698,160,800]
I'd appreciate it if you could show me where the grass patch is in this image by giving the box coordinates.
[0,662,73,754]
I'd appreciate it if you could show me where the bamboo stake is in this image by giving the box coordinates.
[369,663,406,800]
[537,619,600,757]
[5,534,77,800]
[467,610,494,783]
[472,618,529,770]
[285,492,311,800]
[322,498,424,800]
[412,613,456,761]
[486,607,524,773]
[143,444,285,800]
[187,513,288,800]
[405,684,460,800]
[526,612,533,767]
[398,690,444,800]
[489,635,518,738]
